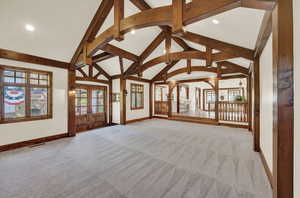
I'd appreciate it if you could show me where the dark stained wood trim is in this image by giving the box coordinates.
[272,1,294,197]
[218,61,249,75]
[253,57,260,152]
[0,48,69,69]
[75,76,110,85]
[119,57,124,75]
[219,123,249,129]
[126,116,150,124]
[254,11,272,57]
[166,66,218,79]
[71,0,114,64]
[77,67,88,77]
[0,133,69,152]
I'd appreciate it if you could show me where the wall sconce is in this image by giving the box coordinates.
[69,90,76,95]
[123,89,128,96]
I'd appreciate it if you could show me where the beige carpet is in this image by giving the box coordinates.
[0,119,272,198]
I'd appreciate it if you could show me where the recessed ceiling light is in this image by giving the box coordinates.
[212,19,220,25]
[130,29,135,34]
[25,24,35,32]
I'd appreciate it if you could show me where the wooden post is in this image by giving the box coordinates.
[272,0,294,197]
[177,85,180,113]
[120,77,126,124]
[149,83,153,118]
[215,78,219,122]
[109,79,113,124]
[68,68,76,136]
[165,33,171,64]
[253,57,260,152]
[114,0,124,41]
[206,47,213,67]
[187,59,191,74]
[172,0,184,35]
[247,74,253,131]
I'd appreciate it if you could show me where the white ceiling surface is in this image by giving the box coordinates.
[0,0,102,62]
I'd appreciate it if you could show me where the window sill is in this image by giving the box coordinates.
[0,116,53,124]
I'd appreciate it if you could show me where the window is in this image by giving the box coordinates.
[75,85,106,116]
[131,83,144,110]
[75,88,88,115]
[0,65,52,123]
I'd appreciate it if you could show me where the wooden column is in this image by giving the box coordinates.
[165,33,171,64]
[187,59,191,74]
[109,79,113,124]
[215,78,219,122]
[177,85,180,113]
[253,57,260,152]
[149,83,153,118]
[272,0,294,197]
[247,74,253,131]
[68,68,76,136]
[120,77,126,125]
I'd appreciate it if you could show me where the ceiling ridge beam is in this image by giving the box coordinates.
[71,0,114,65]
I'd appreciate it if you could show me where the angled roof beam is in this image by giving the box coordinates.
[254,11,272,57]
[77,67,88,77]
[71,0,114,65]
[218,61,249,75]
[152,60,179,82]
[92,52,115,63]
[101,44,139,62]
[125,31,165,75]
[93,63,112,80]
[177,31,255,60]
[119,57,124,75]
[241,0,276,10]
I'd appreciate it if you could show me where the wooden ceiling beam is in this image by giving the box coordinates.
[0,48,70,69]
[141,51,206,72]
[166,66,218,79]
[152,60,179,82]
[93,63,111,80]
[254,11,272,57]
[101,44,139,62]
[177,31,255,60]
[218,61,249,74]
[241,0,276,10]
[125,31,165,75]
[92,52,115,63]
[187,59,191,74]
[165,33,172,64]
[212,52,239,62]
[71,0,113,65]
[77,67,88,77]
[119,56,124,75]
[114,0,124,41]
[206,47,213,66]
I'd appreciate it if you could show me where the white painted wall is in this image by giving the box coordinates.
[0,59,68,146]
[126,80,150,120]
[75,80,110,123]
[112,79,120,124]
[259,36,273,172]
[294,0,299,197]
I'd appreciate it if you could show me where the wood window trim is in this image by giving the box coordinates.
[0,65,53,124]
[130,83,144,110]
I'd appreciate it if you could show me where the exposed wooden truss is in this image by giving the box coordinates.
[254,11,272,57]
[72,0,276,84]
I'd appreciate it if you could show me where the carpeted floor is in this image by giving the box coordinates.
[0,119,272,198]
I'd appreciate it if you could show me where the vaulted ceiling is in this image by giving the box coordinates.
[0,0,268,81]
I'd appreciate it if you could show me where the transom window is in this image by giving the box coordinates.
[0,65,52,123]
[131,83,144,110]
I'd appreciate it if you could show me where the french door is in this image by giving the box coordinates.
[75,84,107,132]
